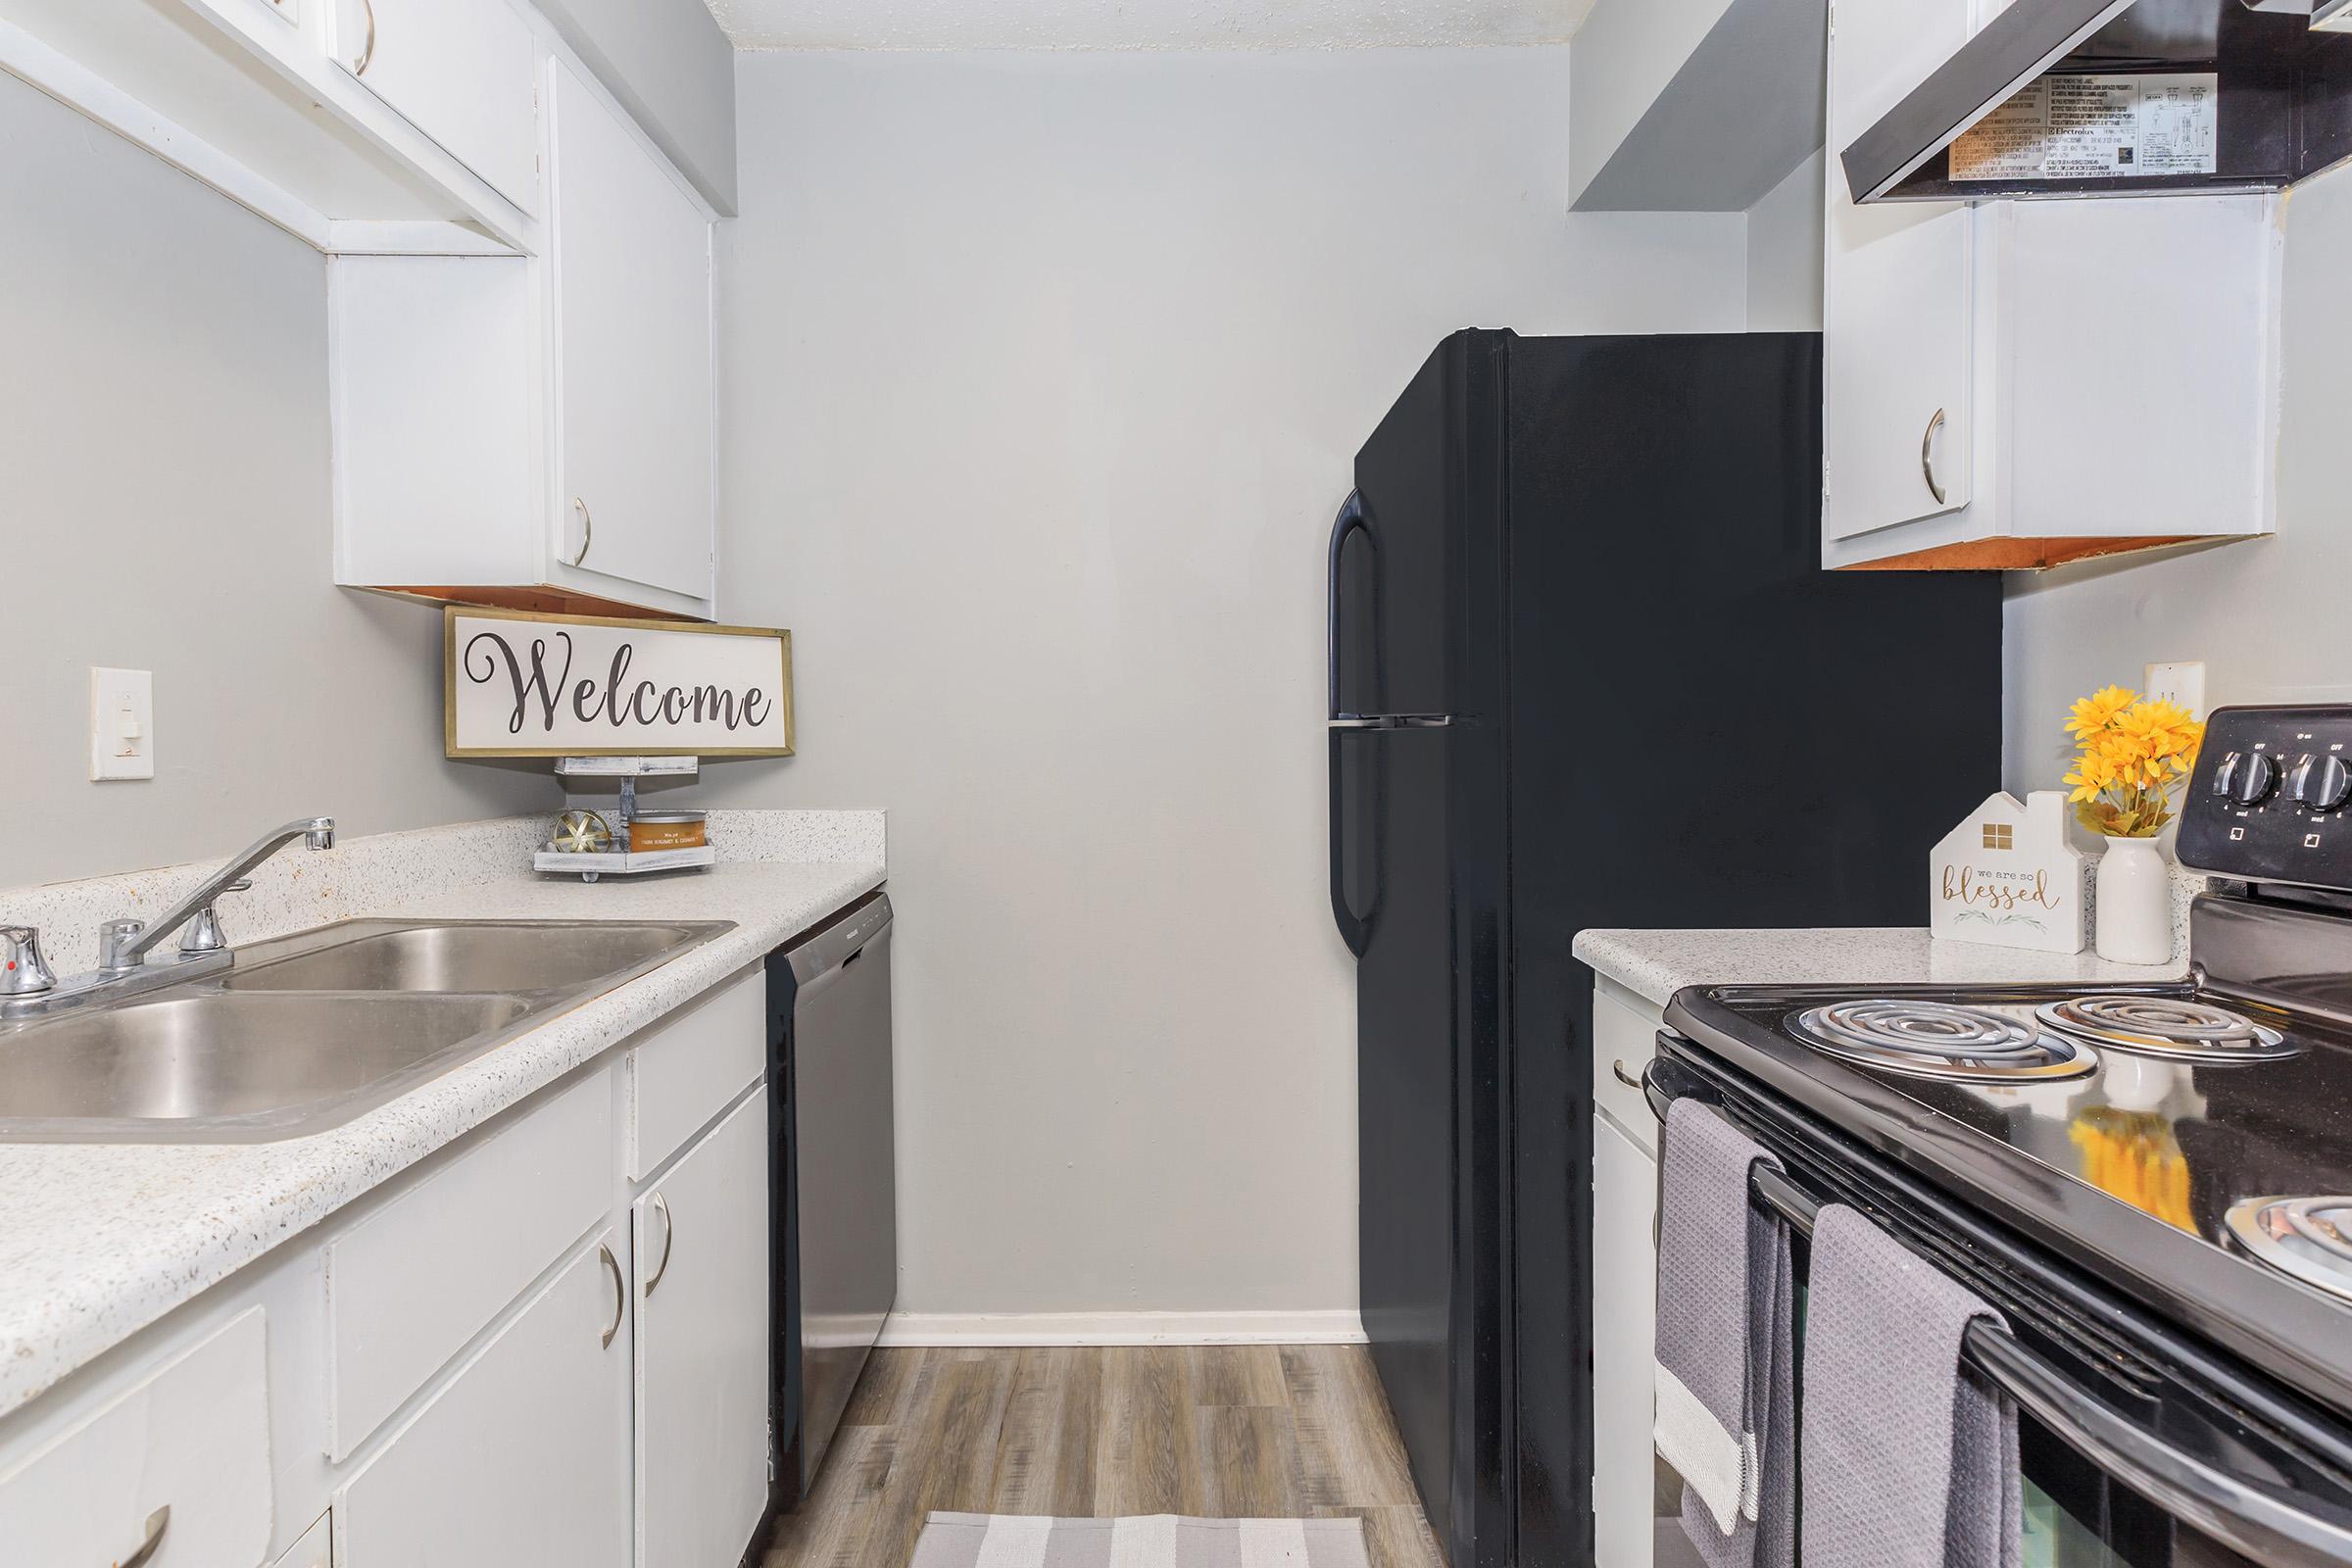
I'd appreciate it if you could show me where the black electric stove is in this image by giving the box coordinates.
[1655,705,2352,1565]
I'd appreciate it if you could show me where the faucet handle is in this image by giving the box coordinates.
[179,880,253,957]
[98,918,148,975]
[1,926,56,997]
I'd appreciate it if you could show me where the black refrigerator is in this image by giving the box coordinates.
[1328,329,2002,1568]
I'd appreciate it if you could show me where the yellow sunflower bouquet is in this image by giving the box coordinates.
[2063,685,2204,839]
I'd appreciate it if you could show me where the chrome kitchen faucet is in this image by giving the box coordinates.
[1,816,335,1020]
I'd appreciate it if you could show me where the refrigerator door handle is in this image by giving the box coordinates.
[1329,728,1379,957]
[1326,490,1376,721]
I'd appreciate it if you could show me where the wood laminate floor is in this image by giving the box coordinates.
[760,1346,1446,1568]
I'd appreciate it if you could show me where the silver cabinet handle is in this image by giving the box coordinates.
[122,1505,171,1568]
[571,498,593,567]
[644,1193,675,1297]
[354,0,376,74]
[1921,407,1948,505]
[1611,1059,1641,1090]
[598,1243,623,1348]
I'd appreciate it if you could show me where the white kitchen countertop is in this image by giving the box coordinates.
[0,811,884,1419]
[1574,926,2190,1011]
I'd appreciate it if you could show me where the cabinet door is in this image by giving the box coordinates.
[0,1309,270,1568]
[1823,0,1974,542]
[271,1510,333,1568]
[634,1087,772,1568]
[337,1231,631,1568]
[548,59,716,606]
[332,0,539,213]
[1592,1113,1662,1568]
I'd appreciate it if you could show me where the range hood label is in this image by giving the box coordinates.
[1950,73,2217,182]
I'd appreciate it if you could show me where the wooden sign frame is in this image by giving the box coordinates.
[444,607,795,760]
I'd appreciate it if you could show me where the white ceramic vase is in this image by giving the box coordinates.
[2095,836,2174,965]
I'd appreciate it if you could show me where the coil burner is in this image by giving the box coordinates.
[2037,995,2295,1062]
[2228,1198,2352,1302]
[1788,999,2097,1082]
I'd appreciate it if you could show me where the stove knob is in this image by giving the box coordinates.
[2230,750,2279,807]
[2290,752,2352,812]
[2212,752,2242,798]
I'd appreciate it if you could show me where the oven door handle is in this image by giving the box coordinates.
[1643,1046,1719,1126]
[1966,1326,2352,1566]
[1642,1052,2352,1567]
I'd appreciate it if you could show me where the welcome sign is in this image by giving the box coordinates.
[445,608,794,759]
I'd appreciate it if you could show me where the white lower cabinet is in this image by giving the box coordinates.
[1592,1110,1663,1568]
[336,1228,633,1567]
[0,964,787,1568]
[272,1511,334,1568]
[0,1308,272,1568]
[634,1087,774,1568]
[324,1069,613,1461]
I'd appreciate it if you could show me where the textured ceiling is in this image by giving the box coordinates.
[705,0,1598,51]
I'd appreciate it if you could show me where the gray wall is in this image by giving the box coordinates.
[2005,166,2352,790]
[535,0,737,213]
[710,46,1748,1321]
[1570,0,1735,205]
[1744,150,1825,331]
[0,72,548,891]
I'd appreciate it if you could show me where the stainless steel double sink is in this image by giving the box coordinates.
[0,919,734,1144]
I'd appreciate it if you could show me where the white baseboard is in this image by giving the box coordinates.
[876,1310,1367,1348]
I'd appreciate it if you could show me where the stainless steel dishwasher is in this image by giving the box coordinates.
[766,890,896,1510]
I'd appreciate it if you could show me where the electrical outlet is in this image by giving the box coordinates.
[89,667,155,781]
[2145,661,2207,721]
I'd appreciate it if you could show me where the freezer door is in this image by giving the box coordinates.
[1332,334,1501,722]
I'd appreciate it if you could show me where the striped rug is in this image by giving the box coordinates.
[909,1513,1372,1568]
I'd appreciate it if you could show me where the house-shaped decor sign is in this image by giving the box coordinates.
[1930,790,2087,955]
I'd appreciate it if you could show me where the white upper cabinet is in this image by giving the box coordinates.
[1823,0,1972,543]
[330,0,541,215]
[13,0,722,618]
[1822,0,2283,569]
[0,0,531,250]
[549,59,717,606]
[331,59,718,619]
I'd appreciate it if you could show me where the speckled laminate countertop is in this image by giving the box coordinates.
[1574,926,2190,1011]
[0,810,884,1419]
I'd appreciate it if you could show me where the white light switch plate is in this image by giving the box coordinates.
[2145,661,2207,721]
[89,667,155,780]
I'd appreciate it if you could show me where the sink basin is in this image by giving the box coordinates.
[0,993,530,1138]
[0,917,734,1143]
[220,920,716,995]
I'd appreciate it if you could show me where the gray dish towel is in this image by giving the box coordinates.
[1653,1100,1796,1568]
[1801,1203,2023,1568]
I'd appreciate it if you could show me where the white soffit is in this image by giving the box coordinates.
[705,0,1598,51]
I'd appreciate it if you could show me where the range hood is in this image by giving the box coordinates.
[1843,0,2352,202]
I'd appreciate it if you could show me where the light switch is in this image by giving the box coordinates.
[89,667,155,781]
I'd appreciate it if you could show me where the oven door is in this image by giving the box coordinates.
[1642,1045,2352,1568]
[2018,1410,2264,1567]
